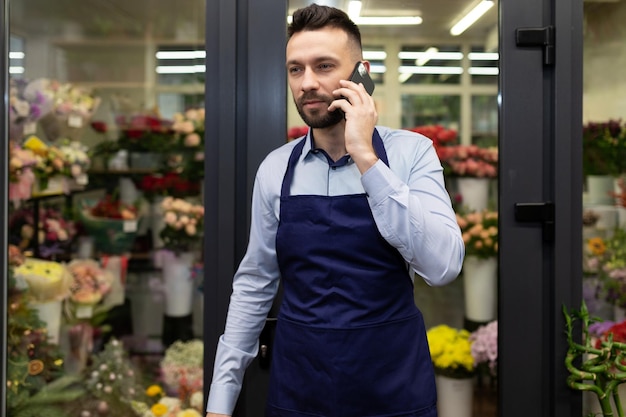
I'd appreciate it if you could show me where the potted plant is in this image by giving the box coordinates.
[564,302,626,417]
[438,144,498,211]
[156,197,204,320]
[426,324,475,417]
[457,209,499,323]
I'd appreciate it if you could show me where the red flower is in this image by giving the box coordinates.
[595,321,626,349]
[91,121,108,133]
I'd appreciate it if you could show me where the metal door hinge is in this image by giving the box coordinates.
[514,201,555,242]
[516,26,555,66]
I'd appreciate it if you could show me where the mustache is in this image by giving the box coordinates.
[298,92,333,105]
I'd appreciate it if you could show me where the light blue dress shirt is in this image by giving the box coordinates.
[206,125,465,415]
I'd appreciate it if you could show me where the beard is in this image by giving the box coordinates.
[294,93,344,129]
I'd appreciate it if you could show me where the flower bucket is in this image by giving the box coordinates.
[32,175,68,197]
[435,374,474,417]
[456,177,490,211]
[586,175,615,205]
[463,256,498,322]
[78,206,140,255]
[29,299,63,344]
[162,251,195,317]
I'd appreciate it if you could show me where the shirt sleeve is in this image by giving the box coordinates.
[206,170,281,415]
[362,138,465,286]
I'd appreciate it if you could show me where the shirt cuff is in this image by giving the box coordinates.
[361,159,395,205]
[206,383,242,415]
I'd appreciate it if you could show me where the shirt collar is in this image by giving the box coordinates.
[300,129,352,167]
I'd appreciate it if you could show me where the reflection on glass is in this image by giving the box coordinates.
[6,2,206,416]
[399,45,463,85]
[401,94,461,130]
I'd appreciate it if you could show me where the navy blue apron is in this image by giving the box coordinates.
[266,130,437,417]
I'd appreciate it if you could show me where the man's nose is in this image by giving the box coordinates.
[301,68,320,91]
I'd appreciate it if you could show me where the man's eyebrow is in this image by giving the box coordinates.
[286,56,339,66]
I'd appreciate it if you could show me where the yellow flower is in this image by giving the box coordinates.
[176,410,202,417]
[588,237,606,256]
[151,403,168,417]
[146,385,164,397]
[426,325,474,376]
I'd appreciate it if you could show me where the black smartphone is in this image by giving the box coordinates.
[349,62,375,95]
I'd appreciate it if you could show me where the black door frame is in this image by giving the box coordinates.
[1,0,8,413]
[499,0,583,415]
[203,0,287,415]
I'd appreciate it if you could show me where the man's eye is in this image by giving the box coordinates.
[288,67,302,74]
[319,64,333,70]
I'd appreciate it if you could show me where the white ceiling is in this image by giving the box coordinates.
[11,0,498,44]
[288,0,499,42]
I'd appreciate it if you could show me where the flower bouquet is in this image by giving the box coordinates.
[584,230,626,311]
[8,205,77,260]
[437,144,498,178]
[170,108,205,182]
[69,338,144,416]
[8,77,54,141]
[36,79,101,142]
[9,140,38,202]
[456,209,499,259]
[130,340,204,417]
[426,324,475,379]
[58,139,91,187]
[13,257,74,344]
[78,195,141,255]
[160,339,203,398]
[407,124,458,149]
[22,135,71,195]
[67,259,114,307]
[172,108,205,148]
[159,197,204,253]
[13,257,73,303]
[131,386,203,417]
[583,119,626,177]
[116,112,175,154]
[469,320,498,377]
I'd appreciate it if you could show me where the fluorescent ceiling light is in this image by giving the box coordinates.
[9,52,24,59]
[287,15,421,25]
[348,1,362,20]
[450,0,495,36]
[156,65,206,74]
[468,52,499,60]
[369,64,386,74]
[398,51,463,60]
[363,50,387,60]
[9,66,25,74]
[468,67,499,75]
[399,73,413,83]
[415,47,439,66]
[156,50,206,60]
[399,65,463,75]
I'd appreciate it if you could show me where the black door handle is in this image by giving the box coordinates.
[259,317,277,369]
[514,201,555,242]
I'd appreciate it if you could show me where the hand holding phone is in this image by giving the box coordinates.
[349,62,375,95]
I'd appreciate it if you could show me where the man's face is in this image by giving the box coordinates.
[286,27,357,129]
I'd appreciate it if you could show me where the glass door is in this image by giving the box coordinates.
[5,1,207,416]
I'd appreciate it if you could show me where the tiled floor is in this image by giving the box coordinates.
[414,275,498,417]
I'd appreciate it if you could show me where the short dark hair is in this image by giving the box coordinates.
[287,3,362,51]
